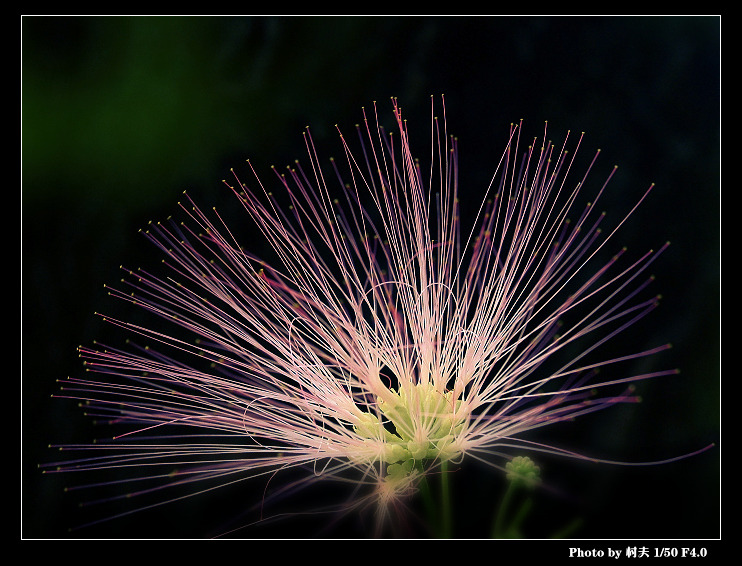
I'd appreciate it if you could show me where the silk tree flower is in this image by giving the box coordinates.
[48,96,700,537]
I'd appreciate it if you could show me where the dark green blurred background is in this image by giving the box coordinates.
[22,16,720,539]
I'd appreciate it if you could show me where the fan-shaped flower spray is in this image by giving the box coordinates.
[46,96,708,537]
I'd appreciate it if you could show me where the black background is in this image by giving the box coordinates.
[22,16,719,540]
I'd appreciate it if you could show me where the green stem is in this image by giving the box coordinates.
[418,471,436,529]
[492,481,515,538]
[509,496,533,536]
[440,460,452,538]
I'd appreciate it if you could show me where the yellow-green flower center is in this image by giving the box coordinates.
[354,383,466,475]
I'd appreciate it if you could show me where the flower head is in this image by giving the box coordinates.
[48,96,696,537]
